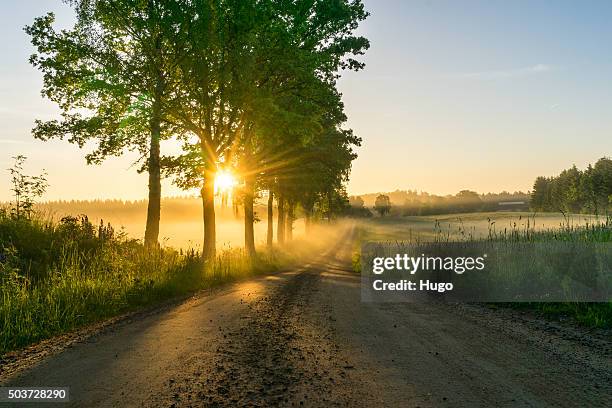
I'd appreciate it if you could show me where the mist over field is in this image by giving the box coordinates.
[32,197,306,250]
[28,196,602,250]
[361,212,603,242]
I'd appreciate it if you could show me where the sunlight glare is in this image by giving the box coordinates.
[215,170,238,194]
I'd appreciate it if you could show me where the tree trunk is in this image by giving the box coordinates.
[144,95,162,248]
[244,174,256,258]
[328,190,333,222]
[304,211,311,234]
[277,196,285,244]
[232,196,240,218]
[286,200,294,241]
[202,170,216,260]
[267,191,274,248]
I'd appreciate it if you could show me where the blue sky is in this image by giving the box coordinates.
[1,0,611,200]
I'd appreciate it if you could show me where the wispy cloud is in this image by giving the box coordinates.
[453,64,554,80]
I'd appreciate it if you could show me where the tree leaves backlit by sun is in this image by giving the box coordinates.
[26,0,370,258]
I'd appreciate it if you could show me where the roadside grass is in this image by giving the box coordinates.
[501,302,612,329]
[354,212,612,329]
[0,211,309,355]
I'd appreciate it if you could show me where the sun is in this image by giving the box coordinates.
[214,170,238,194]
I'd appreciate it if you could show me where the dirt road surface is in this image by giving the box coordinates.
[1,226,610,407]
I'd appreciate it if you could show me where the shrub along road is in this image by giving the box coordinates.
[1,226,610,407]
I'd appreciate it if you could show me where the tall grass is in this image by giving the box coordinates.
[484,216,611,327]
[462,215,611,328]
[356,213,612,328]
[0,211,296,355]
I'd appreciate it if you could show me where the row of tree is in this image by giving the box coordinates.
[350,190,530,216]
[531,157,612,215]
[27,0,370,258]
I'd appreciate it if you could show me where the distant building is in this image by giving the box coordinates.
[497,201,528,211]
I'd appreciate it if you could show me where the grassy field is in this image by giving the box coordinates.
[0,211,320,355]
[359,212,604,242]
[355,211,612,328]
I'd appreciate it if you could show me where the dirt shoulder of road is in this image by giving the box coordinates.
[0,232,343,383]
[0,267,291,382]
[457,303,611,365]
[0,289,203,381]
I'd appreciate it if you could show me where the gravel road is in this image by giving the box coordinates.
[1,226,610,407]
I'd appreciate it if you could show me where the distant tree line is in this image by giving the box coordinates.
[530,157,612,215]
[33,196,241,222]
[349,190,530,216]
